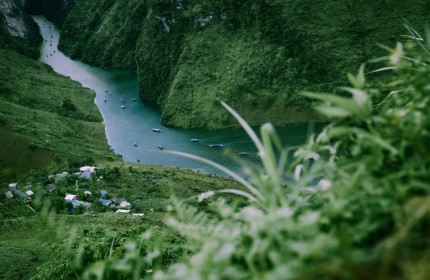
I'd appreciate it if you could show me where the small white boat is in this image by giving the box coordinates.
[157,145,164,150]
[191,138,199,142]
[121,105,126,109]
[209,144,223,147]
[134,142,137,147]
[152,128,162,132]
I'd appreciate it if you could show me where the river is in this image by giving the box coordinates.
[33,16,321,175]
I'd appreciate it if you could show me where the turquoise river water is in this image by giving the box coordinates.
[33,16,321,175]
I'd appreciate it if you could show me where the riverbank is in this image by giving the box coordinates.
[0,49,119,180]
[33,16,322,175]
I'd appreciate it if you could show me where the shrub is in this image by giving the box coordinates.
[61,98,77,112]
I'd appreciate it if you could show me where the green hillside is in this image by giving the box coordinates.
[0,4,248,280]
[0,163,241,279]
[0,49,118,180]
[56,0,430,128]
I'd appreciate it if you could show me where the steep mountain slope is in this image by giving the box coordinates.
[0,50,118,178]
[0,0,41,58]
[2,0,428,165]
[56,0,430,129]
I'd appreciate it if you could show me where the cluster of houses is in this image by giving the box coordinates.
[64,188,138,214]
[48,166,97,182]
[3,166,144,216]
[5,183,34,202]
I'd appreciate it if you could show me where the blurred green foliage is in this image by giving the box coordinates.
[70,29,430,279]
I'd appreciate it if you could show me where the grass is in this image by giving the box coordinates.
[0,217,54,280]
[0,50,119,180]
[0,162,242,279]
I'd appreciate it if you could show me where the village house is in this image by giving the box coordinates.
[8,183,17,191]
[78,166,97,180]
[64,194,92,209]
[5,191,13,200]
[119,201,132,209]
[48,171,70,182]
[45,184,57,192]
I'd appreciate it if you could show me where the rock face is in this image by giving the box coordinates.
[0,0,38,39]
[0,0,41,58]
[23,0,76,27]
[55,0,430,129]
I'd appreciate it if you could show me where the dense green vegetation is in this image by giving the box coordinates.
[2,2,430,280]
[20,29,429,279]
[0,163,241,280]
[0,7,243,280]
[57,0,430,128]
[0,49,119,179]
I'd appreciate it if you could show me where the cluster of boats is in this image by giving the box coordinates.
[101,88,250,156]
[133,130,250,156]
[102,91,138,109]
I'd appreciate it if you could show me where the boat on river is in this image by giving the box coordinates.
[191,138,199,142]
[120,97,126,103]
[152,128,162,132]
[134,142,137,147]
[157,145,164,150]
[209,144,223,147]
[121,105,125,109]
[238,152,251,156]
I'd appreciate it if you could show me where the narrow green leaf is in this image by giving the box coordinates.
[221,101,264,154]
[165,150,264,202]
[219,189,257,201]
[314,105,351,118]
[261,123,282,190]
[302,92,360,115]
[369,66,395,73]
[341,87,371,107]
[347,64,365,89]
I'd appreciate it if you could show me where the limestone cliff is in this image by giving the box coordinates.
[0,0,41,58]
[23,0,76,27]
